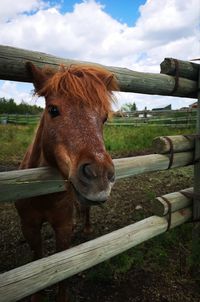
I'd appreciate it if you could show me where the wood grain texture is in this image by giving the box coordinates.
[160,58,199,81]
[152,135,195,154]
[151,187,193,216]
[0,152,194,202]
[0,45,197,98]
[0,208,192,302]
[193,67,200,220]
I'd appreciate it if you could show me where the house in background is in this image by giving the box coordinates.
[152,104,171,111]
[189,102,197,109]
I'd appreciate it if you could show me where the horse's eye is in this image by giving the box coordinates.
[48,105,60,118]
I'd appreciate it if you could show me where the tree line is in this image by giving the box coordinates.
[121,102,137,112]
[0,98,43,114]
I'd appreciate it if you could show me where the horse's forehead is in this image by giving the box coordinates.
[60,100,104,118]
[48,95,104,111]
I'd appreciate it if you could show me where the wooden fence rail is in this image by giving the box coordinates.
[0,45,197,98]
[160,58,199,81]
[125,109,197,116]
[0,207,191,302]
[151,187,193,216]
[0,114,40,125]
[0,152,194,202]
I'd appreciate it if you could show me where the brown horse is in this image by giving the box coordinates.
[15,62,118,302]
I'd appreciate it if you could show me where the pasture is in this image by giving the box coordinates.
[0,123,199,301]
[0,123,196,166]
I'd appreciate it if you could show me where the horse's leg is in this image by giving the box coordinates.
[74,201,92,234]
[21,224,43,260]
[53,223,73,302]
[16,198,45,302]
[49,198,74,302]
[21,223,45,302]
[54,223,73,302]
[82,205,93,234]
[16,200,43,259]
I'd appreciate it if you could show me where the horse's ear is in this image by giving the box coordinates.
[26,62,48,93]
[103,74,118,92]
[96,70,118,92]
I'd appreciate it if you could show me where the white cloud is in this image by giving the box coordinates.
[137,0,199,42]
[0,0,46,22]
[0,82,30,102]
[0,0,199,109]
[0,81,45,107]
[134,0,200,64]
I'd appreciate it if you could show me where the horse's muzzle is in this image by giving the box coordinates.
[72,184,107,206]
[70,160,115,206]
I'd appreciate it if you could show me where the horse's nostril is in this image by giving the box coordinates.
[81,164,97,180]
[79,163,115,183]
[108,170,115,183]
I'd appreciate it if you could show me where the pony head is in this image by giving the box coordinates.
[26,62,118,205]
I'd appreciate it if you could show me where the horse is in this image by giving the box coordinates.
[15,62,118,302]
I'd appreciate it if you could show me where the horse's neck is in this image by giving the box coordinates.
[20,114,46,169]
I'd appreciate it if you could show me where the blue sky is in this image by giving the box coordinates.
[59,0,146,25]
[0,0,199,110]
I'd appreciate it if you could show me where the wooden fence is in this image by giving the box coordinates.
[109,109,197,128]
[108,117,196,128]
[0,114,40,125]
[0,111,196,127]
[0,46,199,301]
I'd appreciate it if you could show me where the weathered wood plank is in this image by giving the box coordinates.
[0,167,65,201]
[114,152,193,178]
[107,123,196,128]
[0,152,194,202]
[0,208,192,302]
[160,58,199,81]
[151,187,193,216]
[152,135,195,154]
[193,67,200,219]
[0,45,197,98]
[192,63,200,276]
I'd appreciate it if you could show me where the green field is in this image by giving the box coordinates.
[104,124,195,152]
[0,124,36,165]
[0,123,196,165]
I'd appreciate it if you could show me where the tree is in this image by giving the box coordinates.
[121,102,137,112]
[0,97,43,114]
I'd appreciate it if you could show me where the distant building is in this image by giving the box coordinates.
[180,107,189,110]
[152,104,171,111]
[189,102,197,109]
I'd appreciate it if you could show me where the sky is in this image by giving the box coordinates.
[0,0,199,110]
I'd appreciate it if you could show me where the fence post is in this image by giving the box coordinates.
[192,64,200,275]
[15,113,18,125]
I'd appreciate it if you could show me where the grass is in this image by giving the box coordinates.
[0,123,196,164]
[104,124,195,152]
[0,124,36,164]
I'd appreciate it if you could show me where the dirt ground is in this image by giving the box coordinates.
[0,153,200,302]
